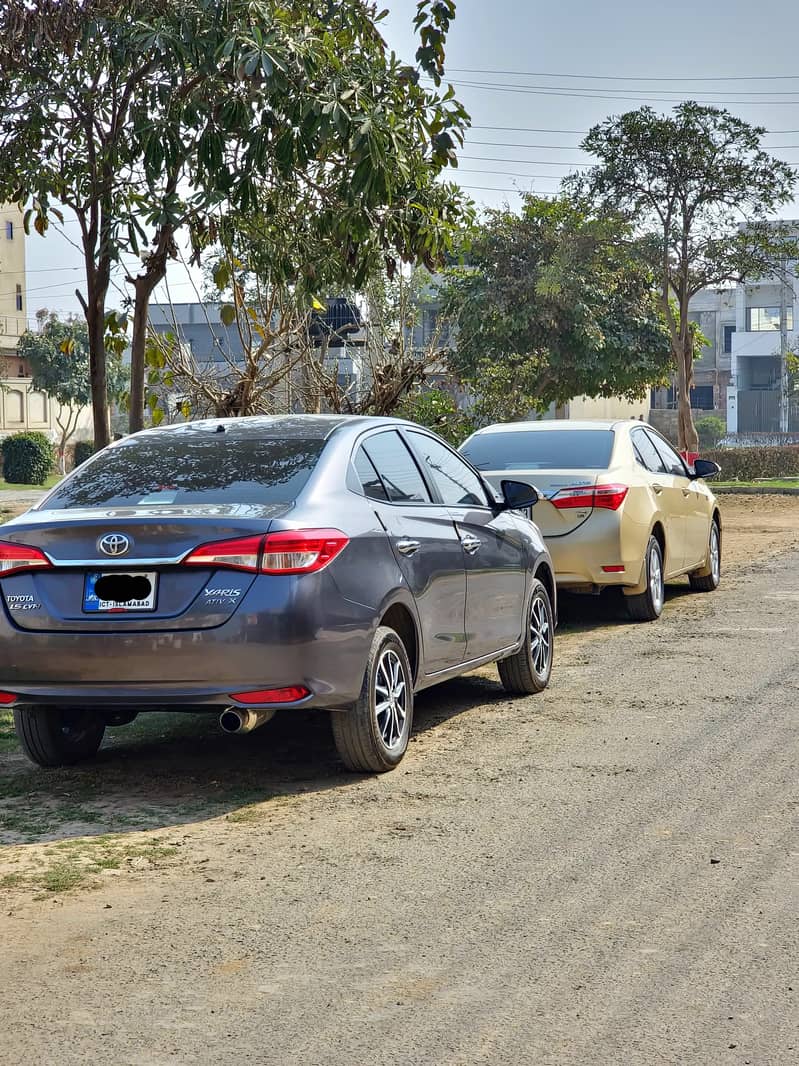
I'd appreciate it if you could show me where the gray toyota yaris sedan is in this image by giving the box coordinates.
[0,415,555,772]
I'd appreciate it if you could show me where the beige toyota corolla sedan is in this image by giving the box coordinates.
[460,420,721,622]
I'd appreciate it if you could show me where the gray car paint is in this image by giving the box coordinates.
[0,415,554,715]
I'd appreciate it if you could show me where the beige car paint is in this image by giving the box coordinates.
[466,420,719,597]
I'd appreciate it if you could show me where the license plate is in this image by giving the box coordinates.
[83,571,158,613]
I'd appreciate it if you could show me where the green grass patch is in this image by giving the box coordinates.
[714,478,799,489]
[0,710,17,754]
[0,474,61,492]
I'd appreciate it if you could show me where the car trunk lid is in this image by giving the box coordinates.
[484,469,601,537]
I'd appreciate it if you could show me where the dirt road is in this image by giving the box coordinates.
[1,496,798,1065]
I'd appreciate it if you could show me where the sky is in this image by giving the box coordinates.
[22,0,799,320]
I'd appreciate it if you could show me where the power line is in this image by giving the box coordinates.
[461,155,586,167]
[449,67,799,83]
[468,124,799,135]
[447,80,799,106]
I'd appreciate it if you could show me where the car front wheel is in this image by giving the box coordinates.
[498,578,554,695]
[13,706,106,768]
[626,536,665,622]
[332,626,413,773]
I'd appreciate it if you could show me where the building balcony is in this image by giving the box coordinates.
[731,330,796,359]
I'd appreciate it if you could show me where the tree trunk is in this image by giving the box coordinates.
[128,274,160,434]
[675,334,699,454]
[86,293,110,450]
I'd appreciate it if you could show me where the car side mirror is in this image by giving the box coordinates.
[499,479,540,511]
[691,458,721,481]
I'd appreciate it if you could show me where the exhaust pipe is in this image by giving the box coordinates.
[219,707,276,735]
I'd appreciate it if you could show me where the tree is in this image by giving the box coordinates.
[0,0,469,446]
[441,195,672,424]
[571,103,799,451]
[18,314,128,470]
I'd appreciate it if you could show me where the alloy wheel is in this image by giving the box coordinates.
[710,525,720,584]
[530,594,552,677]
[650,544,664,613]
[374,648,408,750]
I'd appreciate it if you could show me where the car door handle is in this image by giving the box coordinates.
[652,484,665,494]
[395,539,421,556]
[460,536,482,554]
[682,488,692,497]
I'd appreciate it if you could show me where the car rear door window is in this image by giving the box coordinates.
[353,447,389,501]
[647,431,688,477]
[407,432,489,507]
[631,429,667,474]
[361,431,431,503]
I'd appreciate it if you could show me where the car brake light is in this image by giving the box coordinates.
[0,692,16,705]
[261,529,348,574]
[229,686,310,704]
[183,535,264,572]
[182,529,348,575]
[551,484,628,511]
[0,541,52,577]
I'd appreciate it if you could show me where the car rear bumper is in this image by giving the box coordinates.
[545,511,645,589]
[0,572,376,710]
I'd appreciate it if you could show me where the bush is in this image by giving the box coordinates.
[1,432,56,485]
[73,440,95,468]
[701,445,799,481]
[695,415,726,449]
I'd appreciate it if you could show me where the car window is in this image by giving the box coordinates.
[647,431,688,477]
[461,428,614,470]
[408,431,488,507]
[631,429,667,474]
[44,435,326,508]
[361,431,431,504]
[353,447,388,501]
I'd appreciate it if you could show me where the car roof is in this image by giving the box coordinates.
[471,419,634,435]
[119,414,413,443]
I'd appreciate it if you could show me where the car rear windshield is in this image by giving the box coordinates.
[43,435,326,509]
[461,429,615,471]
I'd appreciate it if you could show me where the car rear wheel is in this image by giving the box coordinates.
[13,706,106,768]
[689,519,721,592]
[332,626,413,773]
[626,536,665,622]
[498,578,554,695]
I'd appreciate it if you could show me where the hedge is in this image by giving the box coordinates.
[73,440,95,467]
[702,445,799,481]
[1,432,56,485]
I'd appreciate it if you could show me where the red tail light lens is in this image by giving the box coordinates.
[0,692,17,705]
[551,484,628,511]
[0,541,51,577]
[183,535,263,572]
[229,686,310,704]
[261,529,348,574]
[182,530,348,575]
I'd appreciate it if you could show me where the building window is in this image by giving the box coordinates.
[690,385,715,410]
[15,285,23,312]
[5,221,13,240]
[746,306,794,332]
[723,325,736,353]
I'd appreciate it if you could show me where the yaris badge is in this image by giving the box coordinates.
[98,533,131,557]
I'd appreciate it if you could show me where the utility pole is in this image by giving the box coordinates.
[779,257,789,434]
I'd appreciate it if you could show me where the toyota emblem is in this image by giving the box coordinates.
[98,533,131,557]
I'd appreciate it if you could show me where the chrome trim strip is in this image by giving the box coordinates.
[44,554,185,568]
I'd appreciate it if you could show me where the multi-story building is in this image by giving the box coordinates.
[651,223,799,437]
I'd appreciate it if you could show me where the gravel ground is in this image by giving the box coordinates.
[0,494,797,1065]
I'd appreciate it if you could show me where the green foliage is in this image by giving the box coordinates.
[441,195,672,425]
[19,313,125,408]
[695,415,726,449]
[572,102,799,450]
[1,431,56,485]
[702,446,799,481]
[73,440,95,467]
[396,389,475,446]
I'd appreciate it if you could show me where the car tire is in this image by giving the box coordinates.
[689,519,721,592]
[13,705,106,768]
[497,578,554,695]
[626,536,665,622]
[332,626,414,773]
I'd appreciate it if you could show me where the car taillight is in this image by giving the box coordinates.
[183,535,264,572]
[261,529,348,574]
[550,484,628,511]
[182,529,348,575]
[0,541,51,577]
[0,692,16,705]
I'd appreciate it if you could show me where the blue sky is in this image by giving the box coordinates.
[24,0,799,316]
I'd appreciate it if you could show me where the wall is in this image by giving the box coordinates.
[566,394,649,420]
[0,204,26,353]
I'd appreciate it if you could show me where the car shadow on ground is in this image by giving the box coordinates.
[557,579,694,633]
[0,673,510,846]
